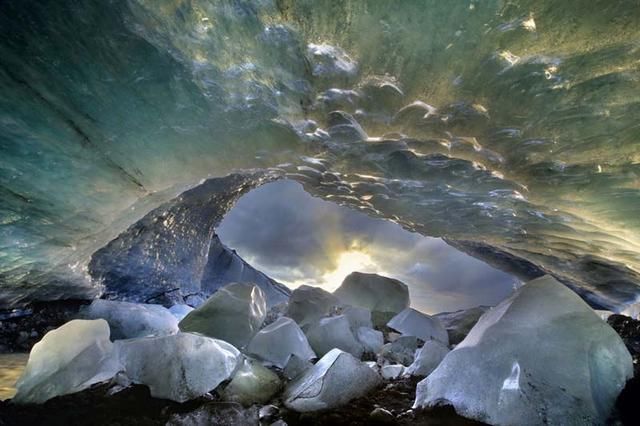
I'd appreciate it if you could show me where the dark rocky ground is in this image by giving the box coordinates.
[0,305,638,425]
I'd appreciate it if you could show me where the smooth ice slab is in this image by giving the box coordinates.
[79,299,179,340]
[406,340,450,377]
[414,276,634,425]
[14,319,120,404]
[334,272,409,326]
[179,282,267,348]
[246,316,315,368]
[356,327,384,354]
[305,315,363,358]
[285,285,339,327]
[342,305,373,330]
[387,308,449,345]
[116,332,240,403]
[222,358,281,406]
[284,349,381,412]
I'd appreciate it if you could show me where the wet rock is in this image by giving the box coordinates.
[14,319,120,404]
[406,340,450,377]
[166,402,259,426]
[369,407,395,423]
[305,315,363,358]
[179,282,267,348]
[116,332,240,403]
[414,275,633,425]
[387,308,449,346]
[284,349,381,412]
[79,299,179,340]
[246,316,315,368]
[222,358,281,406]
[306,43,358,81]
[334,272,410,326]
[259,404,280,422]
[434,306,489,345]
[285,285,339,327]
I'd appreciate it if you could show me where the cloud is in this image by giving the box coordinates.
[217,179,519,313]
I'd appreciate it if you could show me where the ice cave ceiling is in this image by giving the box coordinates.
[1,0,639,310]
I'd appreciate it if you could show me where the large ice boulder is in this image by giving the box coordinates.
[406,340,450,377]
[222,358,281,405]
[14,319,121,404]
[169,304,194,321]
[356,327,384,354]
[305,315,363,358]
[284,349,381,412]
[179,282,266,348]
[342,305,373,330]
[387,308,449,345]
[434,306,489,345]
[116,332,240,402]
[414,275,634,425]
[378,336,418,366]
[79,299,179,340]
[285,285,339,327]
[246,316,315,368]
[333,272,409,326]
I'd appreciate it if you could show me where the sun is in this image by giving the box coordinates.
[321,250,378,292]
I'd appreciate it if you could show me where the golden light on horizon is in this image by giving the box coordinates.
[320,250,379,292]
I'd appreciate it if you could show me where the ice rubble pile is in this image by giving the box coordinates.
[13,274,633,424]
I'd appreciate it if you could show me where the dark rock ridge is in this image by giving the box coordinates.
[88,172,290,307]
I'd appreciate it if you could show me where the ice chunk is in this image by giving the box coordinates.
[306,43,358,80]
[406,340,450,377]
[381,364,405,380]
[434,306,489,345]
[284,349,381,412]
[334,272,409,326]
[387,308,449,346]
[169,304,194,321]
[79,299,179,340]
[305,315,363,358]
[246,316,316,368]
[285,285,339,327]
[378,336,418,366]
[342,305,373,330]
[283,354,313,380]
[14,319,120,404]
[179,282,267,348]
[356,327,384,354]
[414,276,634,425]
[222,358,281,405]
[116,332,240,402]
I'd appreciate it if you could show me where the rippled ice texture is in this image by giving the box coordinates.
[1,0,639,310]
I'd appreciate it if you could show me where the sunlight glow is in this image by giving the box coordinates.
[320,250,379,292]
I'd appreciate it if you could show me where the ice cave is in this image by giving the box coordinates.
[1,0,639,425]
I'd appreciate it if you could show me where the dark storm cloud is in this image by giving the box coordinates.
[217,180,519,313]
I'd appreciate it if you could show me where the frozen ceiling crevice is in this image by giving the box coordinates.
[1,0,640,310]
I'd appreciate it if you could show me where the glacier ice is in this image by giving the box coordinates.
[414,276,634,425]
[285,285,339,327]
[306,43,358,81]
[284,348,381,412]
[165,402,259,426]
[305,315,364,359]
[387,308,449,346]
[13,319,120,404]
[334,272,410,326]
[378,336,418,367]
[79,299,178,340]
[245,316,316,368]
[179,282,267,348]
[169,304,194,321]
[381,364,405,380]
[406,340,450,377]
[283,354,314,380]
[221,358,281,406]
[434,306,489,345]
[356,326,384,354]
[116,332,240,403]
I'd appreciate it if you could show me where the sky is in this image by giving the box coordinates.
[217,180,520,314]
